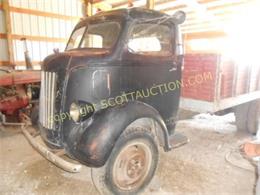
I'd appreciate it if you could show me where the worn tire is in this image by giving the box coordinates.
[234,103,249,132]
[247,100,260,134]
[91,127,159,195]
[234,100,260,134]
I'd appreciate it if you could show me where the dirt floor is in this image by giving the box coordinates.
[0,113,256,195]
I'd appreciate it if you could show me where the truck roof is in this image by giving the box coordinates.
[95,7,169,19]
[75,8,172,30]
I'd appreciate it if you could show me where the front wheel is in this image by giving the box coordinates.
[91,127,159,195]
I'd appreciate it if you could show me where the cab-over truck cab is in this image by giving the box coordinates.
[23,8,186,194]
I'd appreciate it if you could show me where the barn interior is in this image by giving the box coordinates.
[0,0,259,194]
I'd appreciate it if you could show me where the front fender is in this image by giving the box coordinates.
[70,101,170,167]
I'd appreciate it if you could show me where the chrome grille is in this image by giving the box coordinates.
[39,71,57,129]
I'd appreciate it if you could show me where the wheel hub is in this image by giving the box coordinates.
[112,142,152,191]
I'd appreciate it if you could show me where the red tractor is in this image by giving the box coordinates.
[0,39,41,126]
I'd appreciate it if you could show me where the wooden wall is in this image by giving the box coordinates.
[0,0,257,68]
[92,0,255,53]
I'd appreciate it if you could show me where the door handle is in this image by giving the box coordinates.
[169,67,177,72]
[169,61,178,72]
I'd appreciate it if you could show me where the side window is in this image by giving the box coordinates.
[128,23,173,56]
[82,34,103,48]
[81,22,121,49]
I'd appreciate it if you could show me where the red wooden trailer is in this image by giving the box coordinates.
[181,53,260,133]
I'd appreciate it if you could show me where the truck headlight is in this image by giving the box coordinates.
[70,102,80,122]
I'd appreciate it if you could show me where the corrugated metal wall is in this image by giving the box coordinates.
[0,0,83,69]
[0,0,8,63]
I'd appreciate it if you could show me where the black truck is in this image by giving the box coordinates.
[23,8,186,194]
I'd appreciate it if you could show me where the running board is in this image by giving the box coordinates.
[168,133,189,149]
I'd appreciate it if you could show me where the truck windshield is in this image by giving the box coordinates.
[66,21,121,50]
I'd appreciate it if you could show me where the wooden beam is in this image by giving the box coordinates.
[113,0,171,8]
[94,1,112,11]
[0,60,42,66]
[146,0,155,9]
[112,0,152,8]
[0,61,10,66]
[161,0,247,13]
[112,1,128,8]
[15,61,41,66]
[83,0,93,17]
[207,1,247,10]
[0,33,66,42]
[184,31,227,40]
[0,60,41,66]
[11,34,67,42]
[0,33,7,39]
[182,15,233,29]
[9,6,79,21]
[3,0,14,64]
[92,0,103,4]
[161,4,186,12]
[156,0,177,6]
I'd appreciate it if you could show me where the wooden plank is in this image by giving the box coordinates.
[9,6,80,21]
[147,0,155,9]
[0,33,7,39]
[111,0,174,8]
[161,0,247,13]
[11,34,67,42]
[0,60,41,66]
[0,60,10,66]
[15,61,41,66]
[198,0,219,3]
[3,0,14,64]
[92,0,103,4]
[112,0,128,8]
[160,4,186,12]
[0,33,67,42]
[182,18,227,29]
[156,0,177,7]
[184,31,227,40]
[208,1,247,10]
[83,0,93,17]
[94,1,112,11]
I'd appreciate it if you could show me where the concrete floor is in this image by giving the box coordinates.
[0,115,256,195]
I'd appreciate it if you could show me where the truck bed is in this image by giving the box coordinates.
[180,53,260,113]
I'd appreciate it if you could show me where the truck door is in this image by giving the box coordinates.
[121,21,181,129]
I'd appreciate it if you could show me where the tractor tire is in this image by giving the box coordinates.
[91,127,159,195]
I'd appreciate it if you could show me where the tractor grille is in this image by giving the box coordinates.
[39,71,57,129]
